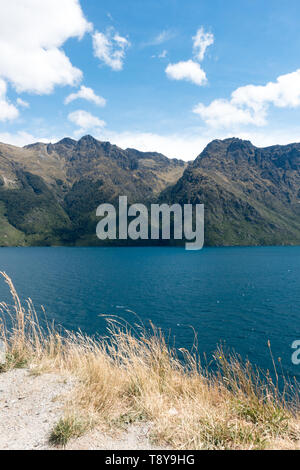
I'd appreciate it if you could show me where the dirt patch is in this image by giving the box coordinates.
[0,369,73,450]
[65,424,164,450]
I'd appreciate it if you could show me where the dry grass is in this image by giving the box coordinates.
[0,271,299,450]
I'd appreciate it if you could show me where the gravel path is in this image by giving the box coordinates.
[0,369,73,450]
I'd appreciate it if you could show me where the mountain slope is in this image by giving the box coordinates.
[162,138,300,246]
[0,135,186,245]
[1,135,300,246]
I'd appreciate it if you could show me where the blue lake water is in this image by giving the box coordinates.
[0,246,299,381]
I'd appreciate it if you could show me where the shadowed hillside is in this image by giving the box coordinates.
[162,138,300,246]
[0,135,186,246]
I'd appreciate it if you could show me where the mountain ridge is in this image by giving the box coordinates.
[162,137,300,246]
[0,135,186,245]
[0,135,300,246]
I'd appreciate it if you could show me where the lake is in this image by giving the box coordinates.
[0,246,299,381]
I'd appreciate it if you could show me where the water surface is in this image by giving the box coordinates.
[0,246,299,380]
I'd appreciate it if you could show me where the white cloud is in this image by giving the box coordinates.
[0,130,61,147]
[192,27,214,62]
[2,125,300,161]
[165,60,207,86]
[95,127,300,161]
[144,30,174,47]
[195,69,300,128]
[16,98,30,108]
[0,79,19,121]
[94,129,202,159]
[165,27,212,86]
[152,50,168,60]
[159,50,168,59]
[193,99,266,128]
[0,0,92,95]
[68,110,106,136]
[232,69,300,110]
[92,28,130,71]
[64,85,106,106]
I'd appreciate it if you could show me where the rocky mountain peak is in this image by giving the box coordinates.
[56,137,77,147]
[77,135,100,146]
[194,138,255,166]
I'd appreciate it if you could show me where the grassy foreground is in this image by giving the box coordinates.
[0,272,299,450]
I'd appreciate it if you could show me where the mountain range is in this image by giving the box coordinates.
[0,135,299,246]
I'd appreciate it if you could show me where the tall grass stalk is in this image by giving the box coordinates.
[0,271,299,450]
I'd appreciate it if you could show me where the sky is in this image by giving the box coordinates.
[1,0,300,160]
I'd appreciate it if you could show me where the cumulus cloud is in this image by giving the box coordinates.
[193,99,266,128]
[0,79,19,121]
[194,69,300,128]
[165,27,212,86]
[192,27,214,62]
[64,85,106,106]
[0,0,92,95]
[68,110,106,135]
[92,28,130,71]
[231,69,300,110]
[166,60,207,86]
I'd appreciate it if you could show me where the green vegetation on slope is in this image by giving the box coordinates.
[0,136,300,246]
[0,201,26,246]
[0,170,72,245]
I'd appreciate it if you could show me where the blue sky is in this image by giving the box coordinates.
[1,0,300,159]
